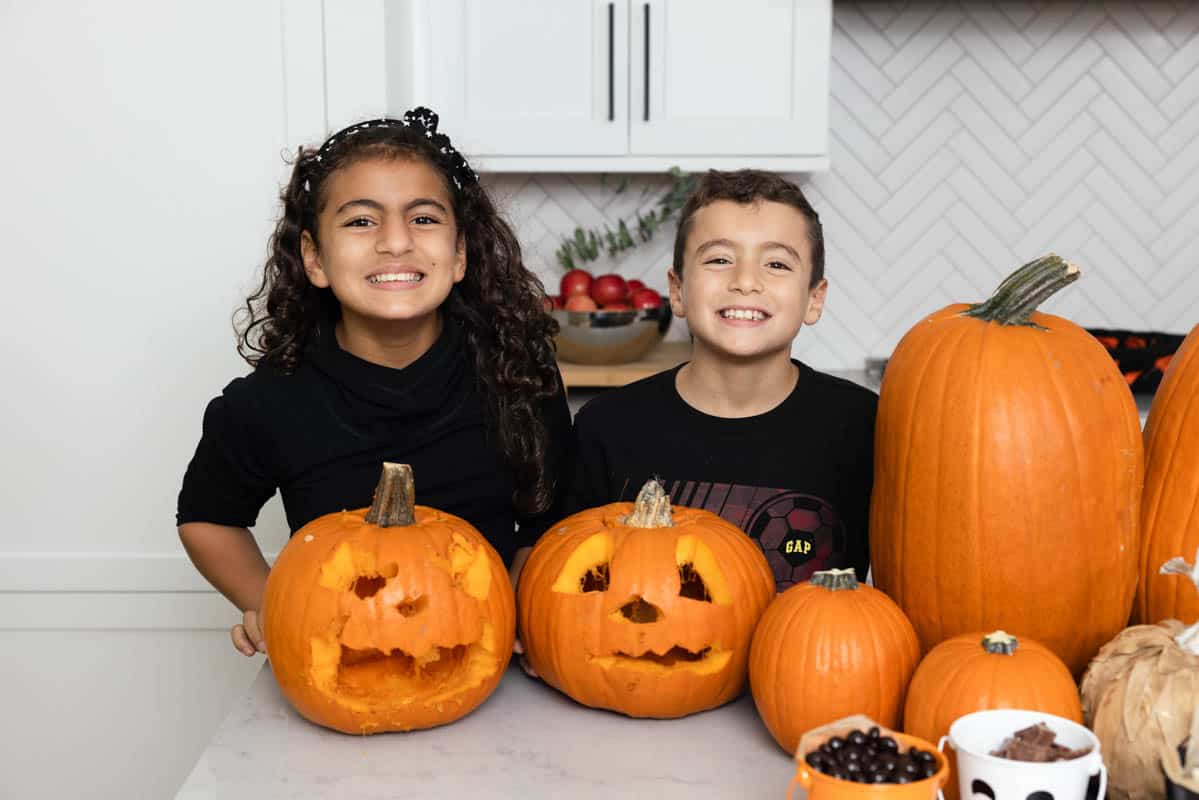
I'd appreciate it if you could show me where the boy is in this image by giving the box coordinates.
[564,169,877,589]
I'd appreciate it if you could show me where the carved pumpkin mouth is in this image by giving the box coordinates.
[335,644,474,696]
[589,645,732,675]
[310,622,501,713]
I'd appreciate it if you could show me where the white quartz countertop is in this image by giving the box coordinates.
[176,663,797,799]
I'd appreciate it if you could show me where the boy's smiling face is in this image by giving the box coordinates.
[668,200,827,362]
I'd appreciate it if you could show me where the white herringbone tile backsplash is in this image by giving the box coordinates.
[485,1,1199,370]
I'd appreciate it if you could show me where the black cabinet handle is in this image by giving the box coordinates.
[608,3,615,121]
[643,3,650,121]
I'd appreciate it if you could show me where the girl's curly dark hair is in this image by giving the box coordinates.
[236,116,560,514]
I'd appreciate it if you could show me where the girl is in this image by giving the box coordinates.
[177,108,569,656]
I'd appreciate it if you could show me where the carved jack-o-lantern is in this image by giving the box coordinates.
[262,463,515,734]
[517,480,775,718]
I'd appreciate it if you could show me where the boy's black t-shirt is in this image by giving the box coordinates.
[565,361,877,589]
[176,318,571,566]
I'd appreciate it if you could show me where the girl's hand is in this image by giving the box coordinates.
[513,637,539,678]
[232,609,266,656]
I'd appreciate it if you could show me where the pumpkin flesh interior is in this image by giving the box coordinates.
[310,617,500,712]
[308,539,500,712]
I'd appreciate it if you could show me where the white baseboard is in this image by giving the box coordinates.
[0,552,278,630]
[0,592,243,630]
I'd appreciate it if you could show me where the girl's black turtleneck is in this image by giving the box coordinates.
[177,318,570,565]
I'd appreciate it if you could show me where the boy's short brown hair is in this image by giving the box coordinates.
[671,169,824,287]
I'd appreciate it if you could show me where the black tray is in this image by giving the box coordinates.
[1087,328,1188,395]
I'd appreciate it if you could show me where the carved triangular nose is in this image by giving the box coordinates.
[618,596,662,624]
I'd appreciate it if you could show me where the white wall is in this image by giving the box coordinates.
[0,0,299,619]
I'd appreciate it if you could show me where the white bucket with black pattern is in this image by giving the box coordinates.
[939,709,1106,800]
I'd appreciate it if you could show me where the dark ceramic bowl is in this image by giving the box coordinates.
[551,305,672,365]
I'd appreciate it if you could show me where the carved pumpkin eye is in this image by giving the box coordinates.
[580,562,610,592]
[678,562,711,601]
[552,533,615,594]
[675,535,732,605]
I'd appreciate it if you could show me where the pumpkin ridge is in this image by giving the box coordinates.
[773,587,814,731]
[886,319,971,621]
[864,590,889,723]
[1029,328,1101,639]
[966,315,990,628]
[927,321,980,637]
[1142,337,1199,620]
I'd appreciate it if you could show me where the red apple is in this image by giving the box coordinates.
[564,293,598,311]
[590,273,629,306]
[626,279,647,294]
[630,288,663,309]
[560,269,593,298]
[602,303,632,311]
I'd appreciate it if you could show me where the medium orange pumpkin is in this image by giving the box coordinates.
[903,631,1082,800]
[870,255,1143,676]
[1136,322,1199,625]
[262,463,515,734]
[517,479,775,718]
[748,568,921,755]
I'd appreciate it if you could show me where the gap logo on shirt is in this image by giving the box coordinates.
[616,479,847,591]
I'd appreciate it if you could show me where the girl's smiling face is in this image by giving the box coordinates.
[301,156,465,335]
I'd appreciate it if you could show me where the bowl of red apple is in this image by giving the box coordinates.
[546,269,673,364]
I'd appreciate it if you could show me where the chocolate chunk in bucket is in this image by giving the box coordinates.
[990,722,1092,762]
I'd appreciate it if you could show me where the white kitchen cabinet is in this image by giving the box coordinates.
[297,0,830,172]
[424,0,631,158]
[630,0,830,160]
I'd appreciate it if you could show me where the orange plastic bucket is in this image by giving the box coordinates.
[788,731,950,800]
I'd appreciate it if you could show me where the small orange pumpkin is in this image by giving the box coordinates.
[517,479,774,718]
[903,630,1082,800]
[748,568,921,755]
[262,463,515,734]
[1137,322,1199,625]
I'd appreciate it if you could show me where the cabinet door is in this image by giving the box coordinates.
[425,0,629,156]
[629,0,829,157]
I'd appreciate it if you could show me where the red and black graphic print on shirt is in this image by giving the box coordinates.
[617,479,847,590]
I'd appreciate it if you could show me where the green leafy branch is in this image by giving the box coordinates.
[555,167,696,272]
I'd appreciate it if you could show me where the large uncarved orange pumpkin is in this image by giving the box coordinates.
[1136,322,1199,625]
[903,631,1082,800]
[870,255,1143,676]
[517,479,775,718]
[748,568,921,755]
[262,463,515,734]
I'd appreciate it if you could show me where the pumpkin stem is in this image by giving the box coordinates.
[963,254,1080,327]
[1161,550,1199,654]
[981,630,1019,655]
[624,479,674,528]
[364,463,416,527]
[810,568,859,591]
